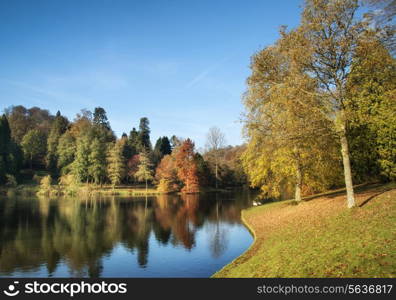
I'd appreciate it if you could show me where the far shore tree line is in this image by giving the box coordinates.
[0,106,246,194]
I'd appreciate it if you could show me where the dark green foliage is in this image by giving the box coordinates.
[138,117,152,152]
[0,114,23,183]
[194,153,213,187]
[153,136,172,165]
[93,107,111,131]
[0,114,11,152]
[120,136,136,162]
[128,127,139,153]
[21,129,47,170]
[46,111,69,173]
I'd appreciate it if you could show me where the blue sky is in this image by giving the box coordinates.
[0,0,302,148]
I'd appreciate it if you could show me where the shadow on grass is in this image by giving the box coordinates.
[302,182,388,202]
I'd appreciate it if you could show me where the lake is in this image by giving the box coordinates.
[0,191,255,277]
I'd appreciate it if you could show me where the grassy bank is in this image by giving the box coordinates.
[213,183,396,278]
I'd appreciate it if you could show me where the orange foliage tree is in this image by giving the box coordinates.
[174,139,200,194]
[155,154,179,193]
[156,138,200,194]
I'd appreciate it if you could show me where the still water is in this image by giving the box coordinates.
[0,191,254,277]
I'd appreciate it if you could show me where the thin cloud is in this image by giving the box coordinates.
[184,55,234,89]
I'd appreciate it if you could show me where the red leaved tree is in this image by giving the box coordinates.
[174,139,200,194]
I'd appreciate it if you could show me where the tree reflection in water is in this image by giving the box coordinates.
[0,191,253,277]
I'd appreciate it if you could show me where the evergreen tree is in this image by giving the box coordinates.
[93,107,111,131]
[153,136,172,165]
[120,134,136,161]
[138,117,152,151]
[128,127,139,154]
[46,111,69,173]
[0,115,11,182]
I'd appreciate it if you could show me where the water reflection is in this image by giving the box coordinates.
[0,191,254,277]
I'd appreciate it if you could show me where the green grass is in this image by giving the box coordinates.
[214,183,396,278]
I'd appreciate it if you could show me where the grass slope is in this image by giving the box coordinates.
[213,183,396,278]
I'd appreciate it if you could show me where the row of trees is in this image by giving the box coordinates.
[0,106,246,193]
[242,0,395,207]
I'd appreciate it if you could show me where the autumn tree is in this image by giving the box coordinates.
[284,0,369,207]
[135,150,154,192]
[155,154,179,193]
[242,41,341,201]
[107,141,126,188]
[126,154,140,183]
[175,139,200,194]
[5,105,53,144]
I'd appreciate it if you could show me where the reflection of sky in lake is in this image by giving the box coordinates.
[0,192,254,278]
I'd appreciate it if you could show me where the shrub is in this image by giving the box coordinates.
[5,174,17,187]
[37,175,52,196]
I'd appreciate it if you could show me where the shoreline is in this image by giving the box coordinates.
[0,184,244,198]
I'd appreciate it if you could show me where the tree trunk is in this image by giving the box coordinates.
[145,178,148,194]
[295,163,302,202]
[339,127,356,208]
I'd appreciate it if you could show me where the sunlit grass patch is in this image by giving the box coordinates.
[213,184,396,278]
